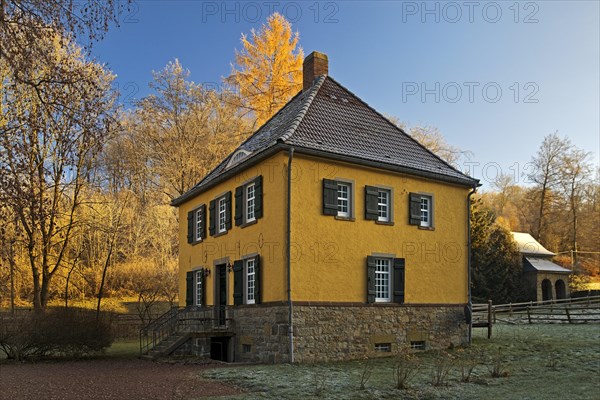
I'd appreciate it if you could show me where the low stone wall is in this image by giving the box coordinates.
[230,303,467,363]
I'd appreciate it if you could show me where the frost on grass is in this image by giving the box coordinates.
[202,324,600,400]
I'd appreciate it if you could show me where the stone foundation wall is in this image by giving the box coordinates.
[230,303,467,363]
[231,305,291,364]
[292,304,467,363]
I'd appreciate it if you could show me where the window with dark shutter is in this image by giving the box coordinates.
[254,176,263,219]
[187,211,194,243]
[185,271,194,306]
[197,204,206,241]
[209,200,216,236]
[225,191,232,230]
[393,258,405,304]
[323,179,338,216]
[409,193,422,225]
[233,260,243,305]
[365,186,379,220]
[253,255,261,304]
[366,256,376,303]
[235,186,244,226]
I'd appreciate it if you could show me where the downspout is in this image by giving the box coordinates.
[467,185,478,344]
[287,147,295,363]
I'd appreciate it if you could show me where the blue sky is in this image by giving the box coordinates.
[92,1,599,189]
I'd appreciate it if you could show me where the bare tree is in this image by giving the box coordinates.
[528,133,572,241]
[0,32,116,310]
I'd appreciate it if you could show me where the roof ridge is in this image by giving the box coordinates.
[323,76,475,183]
[278,75,326,143]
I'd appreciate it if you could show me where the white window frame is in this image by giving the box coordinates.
[245,182,256,223]
[420,195,432,228]
[195,270,203,306]
[375,258,392,303]
[218,197,227,233]
[245,258,256,305]
[337,182,351,218]
[377,189,390,222]
[195,208,203,242]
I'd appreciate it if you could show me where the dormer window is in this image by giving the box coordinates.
[226,149,252,169]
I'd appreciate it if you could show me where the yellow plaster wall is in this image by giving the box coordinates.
[289,154,469,304]
[177,152,288,307]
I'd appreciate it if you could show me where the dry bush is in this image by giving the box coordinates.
[395,346,420,390]
[430,350,456,386]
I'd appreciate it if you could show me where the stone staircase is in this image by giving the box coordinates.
[140,306,233,359]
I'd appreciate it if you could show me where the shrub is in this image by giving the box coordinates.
[395,347,420,390]
[430,350,455,386]
[0,308,114,360]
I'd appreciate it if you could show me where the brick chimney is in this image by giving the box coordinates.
[303,51,328,92]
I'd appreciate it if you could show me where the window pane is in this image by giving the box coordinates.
[375,258,390,302]
[195,270,203,306]
[218,198,226,232]
[420,196,430,227]
[195,209,202,241]
[246,259,255,304]
[246,183,255,222]
[378,190,389,221]
[337,183,349,216]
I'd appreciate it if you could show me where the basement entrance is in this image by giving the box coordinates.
[210,337,229,362]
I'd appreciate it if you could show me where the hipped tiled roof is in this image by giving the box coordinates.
[173,76,478,206]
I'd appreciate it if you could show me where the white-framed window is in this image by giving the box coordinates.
[377,189,390,222]
[375,258,391,302]
[337,182,350,217]
[218,197,227,233]
[420,195,432,228]
[246,183,255,222]
[195,270,203,306]
[245,258,256,304]
[195,208,203,241]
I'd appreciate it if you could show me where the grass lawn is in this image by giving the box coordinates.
[202,324,600,400]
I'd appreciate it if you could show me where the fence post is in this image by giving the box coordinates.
[565,307,571,324]
[487,300,493,339]
[527,307,532,324]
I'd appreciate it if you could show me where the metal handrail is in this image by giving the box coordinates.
[139,305,234,356]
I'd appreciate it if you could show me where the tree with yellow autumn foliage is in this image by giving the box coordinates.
[227,13,303,128]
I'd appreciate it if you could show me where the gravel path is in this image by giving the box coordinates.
[0,359,242,400]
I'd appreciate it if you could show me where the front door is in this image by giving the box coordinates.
[215,265,227,325]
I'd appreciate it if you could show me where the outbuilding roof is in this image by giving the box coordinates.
[511,232,556,257]
[524,257,572,274]
[172,75,479,206]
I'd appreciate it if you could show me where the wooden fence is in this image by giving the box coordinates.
[472,295,600,338]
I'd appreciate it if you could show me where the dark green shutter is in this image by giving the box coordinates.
[393,258,405,304]
[367,256,376,303]
[209,200,216,236]
[198,204,206,240]
[254,176,263,219]
[254,255,261,304]
[199,269,206,306]
[409,193,422,225]
[233,260,243,305]
[235,186,244,226]
[186,271,194,306]
[187,211,194,243]
[225,191,232,230]
[323,179,338,216]
[365,186,379,220]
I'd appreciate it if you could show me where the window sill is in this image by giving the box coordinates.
[191,239,204,246]
[418,226,435,231]
[335,216,355,222]
[213,230,229,238]
[375,221,394,226]
[240,219,258,229]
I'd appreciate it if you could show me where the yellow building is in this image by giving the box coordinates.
[163,51,479,363]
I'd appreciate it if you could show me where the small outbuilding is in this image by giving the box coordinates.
[511,232,572,302]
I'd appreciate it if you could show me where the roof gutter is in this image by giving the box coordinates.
[286,147,295,363]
